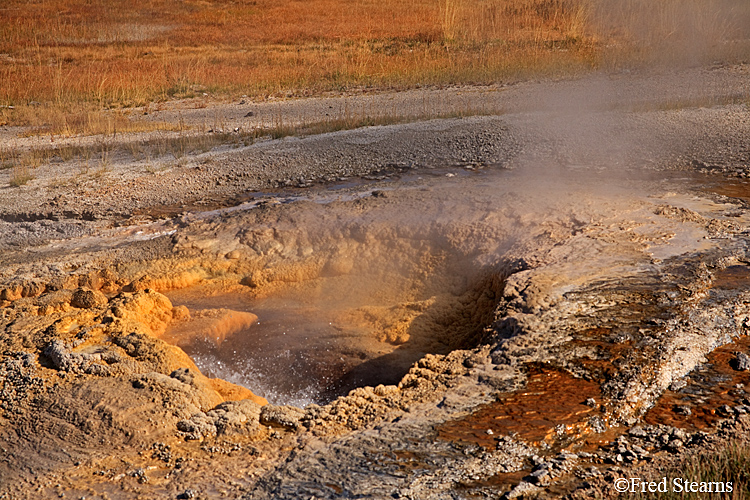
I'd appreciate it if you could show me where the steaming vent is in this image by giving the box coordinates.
[160,174,527,406]
[164,241,507,407]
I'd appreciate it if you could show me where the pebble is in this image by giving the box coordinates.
[675,404,692,416]
[628,426,647,438]
[733,352,750,371]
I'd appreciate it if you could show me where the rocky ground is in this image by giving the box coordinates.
[1,64,750,499]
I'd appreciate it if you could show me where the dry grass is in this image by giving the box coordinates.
[0,0,748,133]
[3,99,492,186]
[0,0,598,129]
[625,442,750,499]
[9,164,33,187]
[0,147,18,171]
[441,0,588,43]
[11,105,185,137]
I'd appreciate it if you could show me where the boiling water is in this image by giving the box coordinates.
[166,289,424,407]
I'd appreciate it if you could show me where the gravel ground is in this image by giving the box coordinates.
[0,63,747,229]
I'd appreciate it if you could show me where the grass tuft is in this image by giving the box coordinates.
[9,164,33,187]
[627,443,750,499]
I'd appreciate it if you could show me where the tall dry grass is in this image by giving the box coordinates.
[0,0,748,133]
[626,442,750,499]
[0,0,598,131]
[441,0,588,44]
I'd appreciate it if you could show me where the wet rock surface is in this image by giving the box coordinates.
[1,65,750,498]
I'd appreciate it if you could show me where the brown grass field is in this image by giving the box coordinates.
[1,0,749,134]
